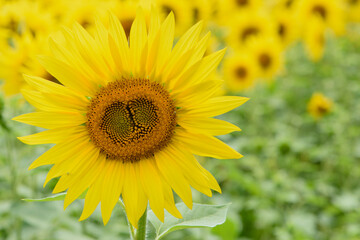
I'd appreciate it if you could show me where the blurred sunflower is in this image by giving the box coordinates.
[308,92,332,119]
[188,0,213,25]
[248,37,283,80]
[0,31,51,96]
[272,9,299,47]
[156,0,193,35]
[14,11,247,227]
[226,10,274,47]
[303,16,326,62]
[296,0,346,36]
[223,52,257,92]
[344,0,360,22]
[217,0,262,19]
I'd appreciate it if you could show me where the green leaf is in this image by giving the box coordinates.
[148,203,230,240]
[22,191,86,202]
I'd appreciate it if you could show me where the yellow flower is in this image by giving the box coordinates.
[343,0,360,22]
[303,16,326,62]
[226,9,274,47]
[188,0,213,25]
[13,11,248,228]
[307,92,332,119]
[272,8,299,47]
[223,52,257,92]
[248,37,284,80]
[0,32,50,96]
[217,0,262,20]
[156,0,193,35]
[296,0,346,36]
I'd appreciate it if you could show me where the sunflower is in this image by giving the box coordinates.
[0,31,50,96]
[272,8,299,47]
[226,9,274,47]
[156,0,193,35]
[296,0,346,36]
[307,92,332,119]
[248,37,283,80]
[343,0,360,22]
[13,11,247,227]
[217,0,262,20]
[223,52,257,92]
[303,16,326,62]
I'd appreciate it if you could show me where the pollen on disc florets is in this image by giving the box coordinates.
[86,78,177,162]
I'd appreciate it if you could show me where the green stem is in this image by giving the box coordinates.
[135,207,148,240]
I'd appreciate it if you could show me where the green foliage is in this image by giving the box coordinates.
[147,203,230,240]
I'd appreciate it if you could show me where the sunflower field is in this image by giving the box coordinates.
[1,0,360,239]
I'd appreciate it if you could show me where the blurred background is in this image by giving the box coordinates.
[1,0,360,239]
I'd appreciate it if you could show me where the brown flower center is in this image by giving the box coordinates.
[241,27,259,42]
[235,66,248,80]
[259,53,272,69]
[87,78,176,162]
[236,0,248,6]
[312,5,327,19]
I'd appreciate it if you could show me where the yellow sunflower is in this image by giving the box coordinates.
[226,9,274,47]
[307,92,332,119]
[0,31,50,96]
[303,16,326,62]
[272,8,299,47]
[296,0,346,36]
[217,0,262,20]
[13,11,247,228]
[156,0,193,35]
[343,0,360,22]
[223,52,257,92]
[248,37,284,80]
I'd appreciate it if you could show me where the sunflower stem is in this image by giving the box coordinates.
[135,207,148,240]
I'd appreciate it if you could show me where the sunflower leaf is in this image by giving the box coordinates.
[22,191,87,202]
[147,202,230,240]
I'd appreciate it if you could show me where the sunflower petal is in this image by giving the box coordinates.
[186,96,249,117]
[12,111,86,129]
[175,129,242,159]
[18,125,85,145]
[155,148,193,209]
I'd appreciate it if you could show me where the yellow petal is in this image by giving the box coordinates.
[178,117,241,136]
[139,158,164,222]
[79,166,105,221]
[163,144,213,197]
[37,55,96,97]
[186,96,249,117]
[23,75,88,103]
[64,151,104,209]
[153,12,175,78]
[13,111,86,129]
[18,125,85,145]
[108,13,130,75]
[28,130,89,169]
[162,181,182,219]
[43,140,98,186]
[173,80,222,107]
[173,48,226,90]
[101,160,125,225]
[53,146,100,194]
[174,128,242,159]
[122,162,147,229]
[155,149,193,209]
[129,9,147,75]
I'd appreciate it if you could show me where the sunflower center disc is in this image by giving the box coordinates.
[87,79,176,162]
